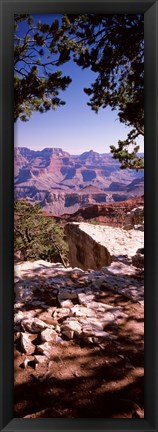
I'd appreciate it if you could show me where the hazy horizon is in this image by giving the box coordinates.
[15,145,144,158]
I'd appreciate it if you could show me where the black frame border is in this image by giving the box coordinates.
[0,0,158,431]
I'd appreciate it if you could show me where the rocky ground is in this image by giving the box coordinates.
[14,257,144,418]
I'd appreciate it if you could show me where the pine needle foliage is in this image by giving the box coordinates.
[14,200,69,265]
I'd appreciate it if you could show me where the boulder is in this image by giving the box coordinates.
[65,222,144,270]
[61,319,82,339]
[40,328,58,343]
[58,299,74,308]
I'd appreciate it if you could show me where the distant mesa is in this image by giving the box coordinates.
[79,149,101,161]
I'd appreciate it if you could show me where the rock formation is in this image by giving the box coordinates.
[64,222,144,270]
[61,196,144,226]
[14,147,144,215]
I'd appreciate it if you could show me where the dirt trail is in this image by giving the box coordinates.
[14,261,144,419]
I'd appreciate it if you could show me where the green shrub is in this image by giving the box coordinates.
[14,199,69,265]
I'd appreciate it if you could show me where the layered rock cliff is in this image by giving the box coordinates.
[60,196,144,226]
[14,147,144,215]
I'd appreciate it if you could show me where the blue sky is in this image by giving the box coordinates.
[14,14,144,155]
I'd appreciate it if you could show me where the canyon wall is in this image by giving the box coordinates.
[14,148,144,215]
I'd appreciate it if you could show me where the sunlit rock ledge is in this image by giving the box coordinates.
[64,222,144,270]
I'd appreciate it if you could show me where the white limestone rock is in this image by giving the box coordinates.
[14,311,25,324]
[77,293,95,305]
[71,305,96,317]
[61,319,82,339]
[59,299,74,308]
[21,318,50,333]
[65,222,144,270]
[20,333,35,355]
[41,328,58,343]
[37,342,54,358]
[81,325,109,339]
[84,317,104,329]
[53,308,72,320]
[34,355,47,365]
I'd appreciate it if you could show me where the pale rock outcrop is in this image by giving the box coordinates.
[65,222,144,270]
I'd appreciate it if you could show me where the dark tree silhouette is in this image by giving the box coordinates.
[14,14,73,122]
[67,14,144,169]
